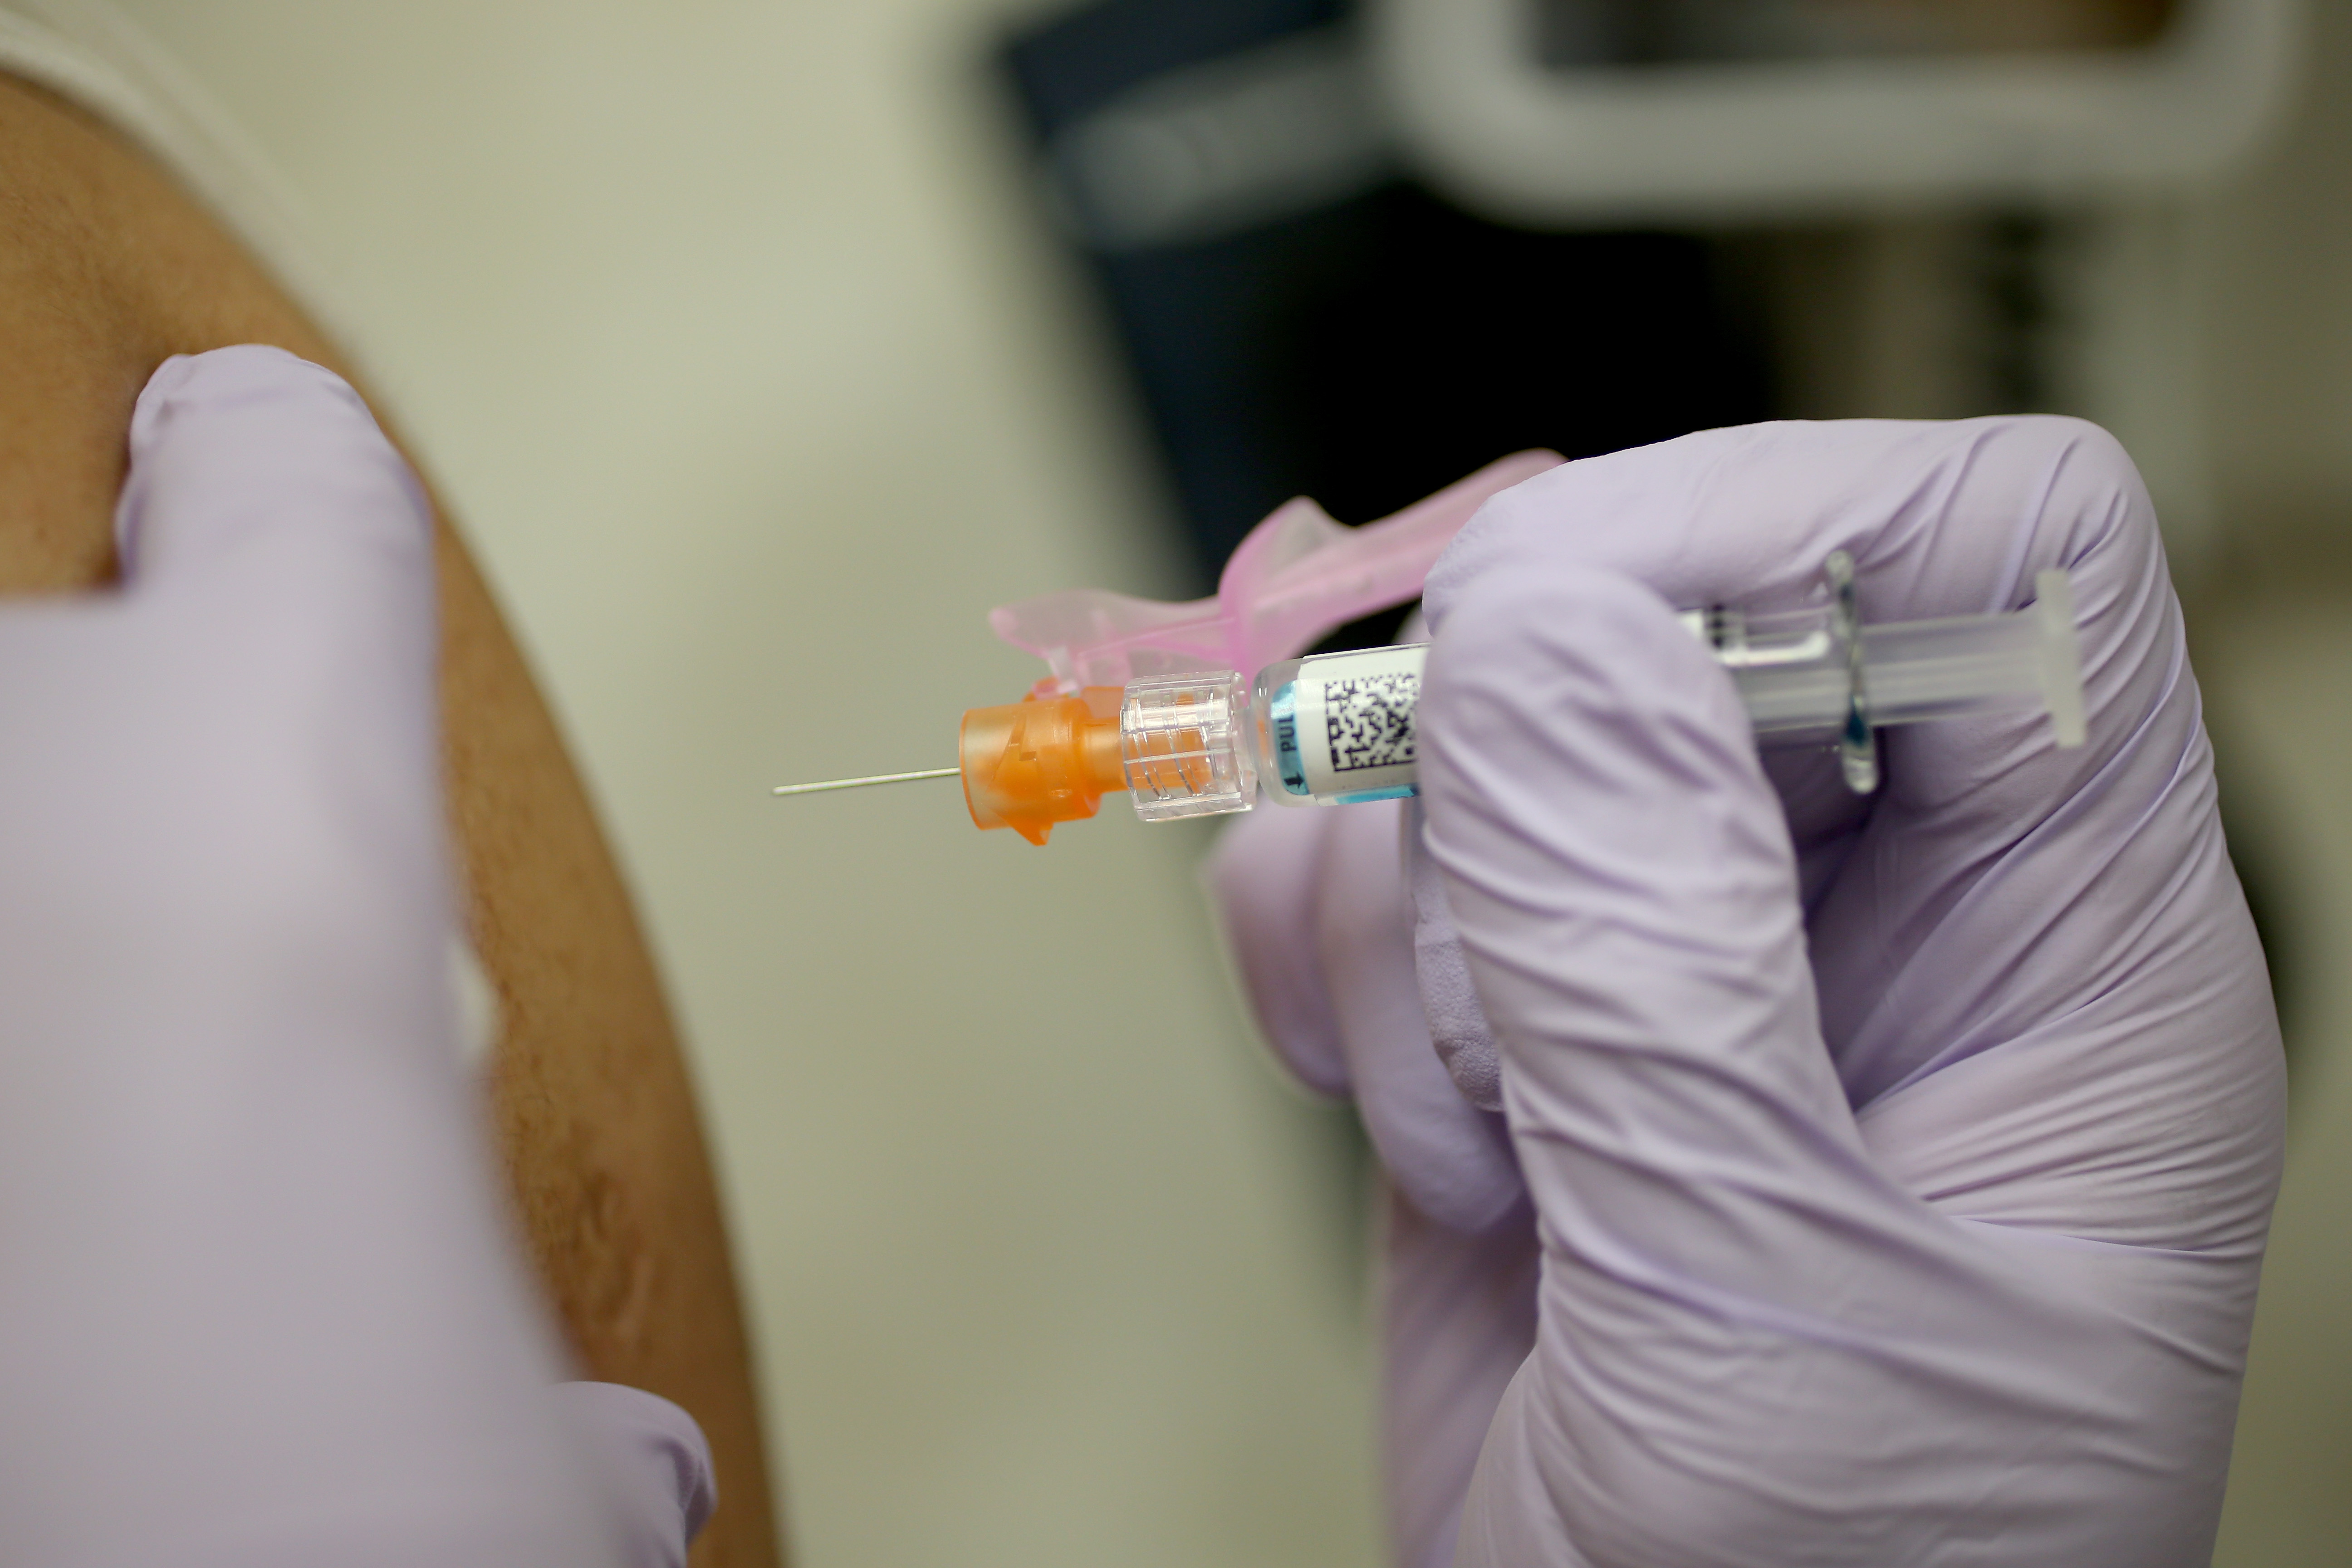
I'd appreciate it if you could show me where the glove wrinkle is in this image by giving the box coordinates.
[1405,801,1503,1115]
[1381,1183,1538,1568]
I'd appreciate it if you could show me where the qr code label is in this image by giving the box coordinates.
[1322,671,1420,773]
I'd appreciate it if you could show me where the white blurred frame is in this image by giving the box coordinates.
[1368,0,2304,224]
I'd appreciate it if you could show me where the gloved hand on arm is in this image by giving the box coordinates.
[1212,416,2284,1568]
[0,347,709,1567]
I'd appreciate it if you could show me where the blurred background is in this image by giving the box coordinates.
[94,0,2347,1563]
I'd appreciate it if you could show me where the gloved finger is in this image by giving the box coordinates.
[1208,797,1525,1232]
[116,344,432,605]
[1313,797,1522,1235]
[1382,610,1507,1119]
[1421,559,1872,1272]
[1404,801,1499,1113]
[1420,559,2214,1565]
[1403,752,1877,1112]
[553,1384,717,1568]
[1207,804,1351,1098]
[1394,608,1512,1125]
[111,344,438,815]
[1379,1181,1536,1568]
[22,345,449,969]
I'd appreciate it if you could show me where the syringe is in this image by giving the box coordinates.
[776,556,2086,845]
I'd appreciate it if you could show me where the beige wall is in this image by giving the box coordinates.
[2203,591,2352,1568]
[2196,5,2352,1558]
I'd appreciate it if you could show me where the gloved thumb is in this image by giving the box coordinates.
[0,346,454,1011]
[96,347,441,875]
[115,345,432,623]
[1420,557,1861,1177]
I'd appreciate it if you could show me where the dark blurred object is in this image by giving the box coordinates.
[1536,0,2180,66]
[1002,0,1769,588]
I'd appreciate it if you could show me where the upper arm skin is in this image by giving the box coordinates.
[0,74,780,1568]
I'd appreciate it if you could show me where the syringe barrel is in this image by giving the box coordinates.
[1117,571,2082,818]
[1725,612,2057,733]
[1723,568,2083,744]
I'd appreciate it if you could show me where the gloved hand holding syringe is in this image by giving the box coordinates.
[779,421,2282,1567]
[774,451,2086,838]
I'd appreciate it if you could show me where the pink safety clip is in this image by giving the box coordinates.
[989,450,1564,696]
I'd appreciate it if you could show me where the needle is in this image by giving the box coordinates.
[771,766,961,797]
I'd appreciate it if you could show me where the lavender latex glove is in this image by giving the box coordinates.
[555,1383,719,1568]
[1411,416,2284,1566]
[0,347,697,1567]
[1211,734,1534,1568]
[1210,796,1524,1235]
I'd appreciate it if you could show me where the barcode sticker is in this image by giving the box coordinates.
[1323,671,1419,773]
[1289,643,1427,801]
